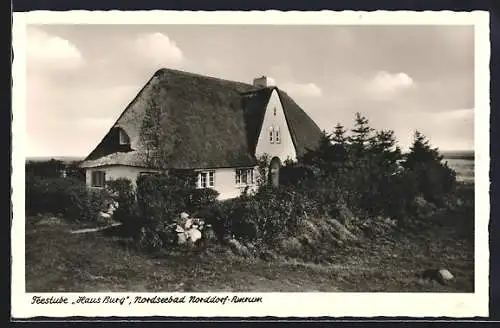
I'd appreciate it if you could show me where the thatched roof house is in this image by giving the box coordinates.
[81,68,322,199]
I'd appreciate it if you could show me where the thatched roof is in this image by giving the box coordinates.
[81,68,322,169]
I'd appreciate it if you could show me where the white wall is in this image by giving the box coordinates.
[198,167,259,200]
[85,165,259,200]
[255,89,297,163]
[85,165,159,188]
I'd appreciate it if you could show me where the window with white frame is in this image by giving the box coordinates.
[235,168,255,186]
[197,171,215,188]
[275,126,281,144]
[269,126,274,144]
[91,170,106,188]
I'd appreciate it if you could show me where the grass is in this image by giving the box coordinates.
[25,184,474,293]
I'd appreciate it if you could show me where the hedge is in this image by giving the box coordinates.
[26,176,108,221]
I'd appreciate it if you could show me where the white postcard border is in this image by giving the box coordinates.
[11,10,491,318]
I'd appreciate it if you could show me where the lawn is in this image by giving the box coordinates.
[25,184,474,293]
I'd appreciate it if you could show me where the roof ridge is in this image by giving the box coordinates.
[155,68,256,89]
[82,69,323,169]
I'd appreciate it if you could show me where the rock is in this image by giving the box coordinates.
[99,212,112,219]
[186,228,202,243]
[192,218,205,231]
[192,217,204,225]
[108,202,117,213]
[421,268,455,285]
[175,225,185,233]
[184,218,193,230]
[180,212,190,220]
[438,269,454,284]
[177,232,188,245]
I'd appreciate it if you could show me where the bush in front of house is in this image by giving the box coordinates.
[65,161,86,182]
[203,185,312,247]
[294,115,456,223]
[135,171,199,250]
[105,178,141,237]
[136,171,196,224]
[188,188,219,213]
[25,175,108,221]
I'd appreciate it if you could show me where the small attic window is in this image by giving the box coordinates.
[118,128,130,145]
[269,126,274,144]
[275,126,281,144]
[273,107,277,116]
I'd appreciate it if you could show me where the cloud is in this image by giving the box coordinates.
[23,25,474,156]
[365,71,415,99]
[133,32,184,67]
[433,108,474,121]
[27,27,84,70]
[282,82,323,97]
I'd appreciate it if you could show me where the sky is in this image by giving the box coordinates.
[25,24,474,157]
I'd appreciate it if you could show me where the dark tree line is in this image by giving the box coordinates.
[281,112,457,222]
[26,159,85,181]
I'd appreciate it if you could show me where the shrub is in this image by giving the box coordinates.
[403,131,457,205]
[25,159,66,179]
[283,115,457,228]
[200,201,232,242]
[65,161,86,181]
[25,176,108,221]
[136,172,194,225]
[106,178,141,236]
[188,188,219,213]
[135,171,198,250]
[202,186,311,246]
[278,237,303,258]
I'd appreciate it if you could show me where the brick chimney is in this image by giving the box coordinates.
[253,75,276,88]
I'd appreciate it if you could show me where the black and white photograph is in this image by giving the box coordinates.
[12,11,490,318]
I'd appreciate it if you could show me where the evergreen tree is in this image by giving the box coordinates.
[331,123,349,164]
[402,131,456,204]
[300,130,335,175]
[349,112,375,150]
[332,123,348,145]
[370,129,402,169]
[403,131,443,168]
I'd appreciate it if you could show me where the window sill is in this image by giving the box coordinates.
[236,184,256,189]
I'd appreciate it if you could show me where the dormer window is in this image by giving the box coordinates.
[118,128,130,145]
